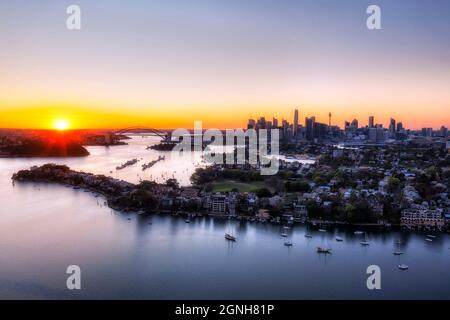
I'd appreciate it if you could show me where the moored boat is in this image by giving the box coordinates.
[316,247,332,254]
[225,233,237,241]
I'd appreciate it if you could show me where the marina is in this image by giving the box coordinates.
[1,136,450,299]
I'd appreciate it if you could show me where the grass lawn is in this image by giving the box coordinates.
[210,180,267,193]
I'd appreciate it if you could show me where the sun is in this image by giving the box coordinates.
[53,119,70,131]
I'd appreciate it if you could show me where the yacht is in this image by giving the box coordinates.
[398,264,409,270]
[360,232,370,246]
[304,234,312,238]
[354,230,364,235]
[426,235,436,239]
[335,237,344,242]
[284,241,293,247]
[318,229,326,233]
[393,241,404,255]
[316,247,332,254]
[225,233,237,242]
[280,233,287,237]
[425,238,433,242]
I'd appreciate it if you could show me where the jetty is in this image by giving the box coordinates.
[142,156,165,171]
[116,158,138,170]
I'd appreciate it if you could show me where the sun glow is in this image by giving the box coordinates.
[53,119,70,131]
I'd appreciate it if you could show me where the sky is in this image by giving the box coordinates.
[0,0,449,130]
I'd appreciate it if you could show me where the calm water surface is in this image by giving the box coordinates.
[1,136,449,299]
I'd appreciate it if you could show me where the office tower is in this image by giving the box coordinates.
[305,117,315,141]
[293,109,299,137]
[422,128,433,137]
[368,128,377,142]
[369,116,374,128]
[272,117,278,128]
[389,118,396,136]
[440,126,448,137]
[397,122,403,132]
[255,117,266,130]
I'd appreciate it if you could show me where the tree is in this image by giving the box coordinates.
[256,188,272,198]
[387,177,401,193]
[166,178,179,189]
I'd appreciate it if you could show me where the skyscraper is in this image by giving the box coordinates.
[305,116,315,141]
[389,118,396,138]
[272,117,278,128]
[293,109,299,137]
[369,116,374,128]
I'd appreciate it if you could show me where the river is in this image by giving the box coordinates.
[0,136,449,299]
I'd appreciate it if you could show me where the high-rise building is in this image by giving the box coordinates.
[293,109,299,137]
[272,117,278,128]
[305,117,315,141]
[389,118,396,137]
[368,127,386,143]
[247,119,256,129]
[422,128,433,137]
[369,116,374,128]
[397,122,403,132]
[328,112,332,127]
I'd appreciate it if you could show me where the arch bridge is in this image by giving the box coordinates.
[113,127,168,139]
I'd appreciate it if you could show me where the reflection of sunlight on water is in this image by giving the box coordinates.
[0,135,205,186]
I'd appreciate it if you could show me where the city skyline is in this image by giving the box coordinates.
[1,0,450,130]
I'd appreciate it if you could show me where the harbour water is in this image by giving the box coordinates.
[1,136,449,299]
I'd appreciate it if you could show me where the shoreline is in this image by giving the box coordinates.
[11,165,446,234]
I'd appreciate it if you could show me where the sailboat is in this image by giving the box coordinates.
[225,221,237,242]
[284,241,293,247]
[393,241,404,255]
[304,223,312,238]
[225,233,237,241]
[398,264,409,270]
[360,232,370,246]
[316,247,332,254]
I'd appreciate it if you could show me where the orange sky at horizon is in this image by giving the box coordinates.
[1,100,448,131]
[1,1,449,131]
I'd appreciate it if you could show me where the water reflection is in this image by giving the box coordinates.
[1,137,450,299]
